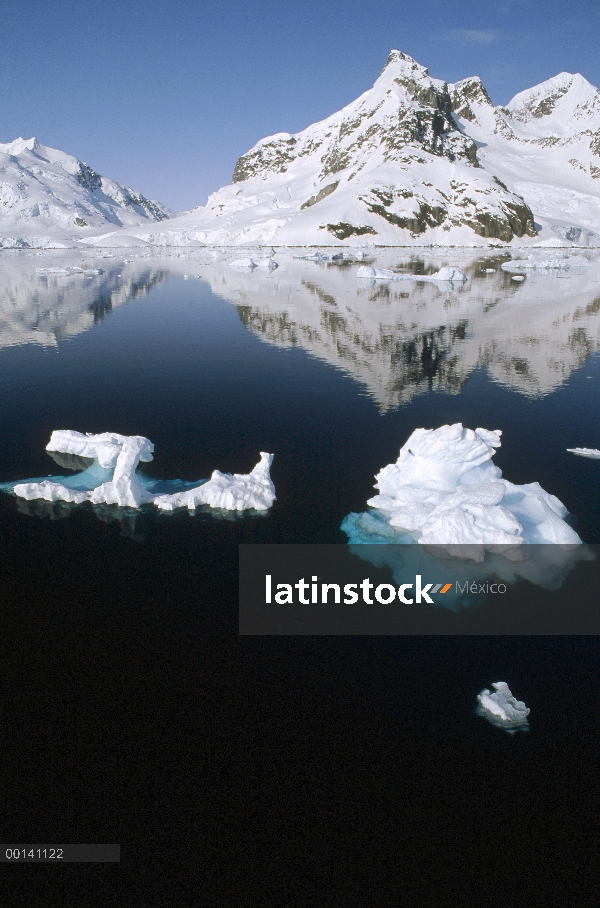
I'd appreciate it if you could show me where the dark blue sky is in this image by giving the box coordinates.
[2,0,599,210]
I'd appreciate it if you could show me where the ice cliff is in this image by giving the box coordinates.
[5,431,276,513]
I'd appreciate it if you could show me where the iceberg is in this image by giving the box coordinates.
[5,430,276,514]
[475,682,530,733]
[356,266,468,283]
[343,423,581,560]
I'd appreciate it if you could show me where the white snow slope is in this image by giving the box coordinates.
[0,137,175,248]
[117,50,600,248]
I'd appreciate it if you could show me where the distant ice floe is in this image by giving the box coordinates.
[36,266,103,276]
[228,257,278,271]
[3,431,275,514]
[567,447,600,459]
[294,250,365,263]
[501,255,591,272]
[357,266,468,283]
[343,423,582,561]
[475,682,530,734]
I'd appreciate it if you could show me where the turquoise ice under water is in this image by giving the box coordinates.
[0,464,207,499]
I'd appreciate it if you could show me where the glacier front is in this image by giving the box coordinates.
[4,430,276,514]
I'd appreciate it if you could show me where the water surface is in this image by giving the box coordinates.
[2,247,600,863]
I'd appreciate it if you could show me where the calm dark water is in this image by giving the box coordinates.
[2,251,599,890]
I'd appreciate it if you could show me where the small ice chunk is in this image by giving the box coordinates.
[35,266,103,276]
[254,258,278,270]
[567,447,600,459]
[430,267,468,282]
[228,257,258,271]
[357,266,467,283]
[356,266,396,280]
[502,255,590,273]
[476,682,530,733]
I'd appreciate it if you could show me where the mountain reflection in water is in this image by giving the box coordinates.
[1,249,599,414]
[0,250,168,348]
[204,250,600,411]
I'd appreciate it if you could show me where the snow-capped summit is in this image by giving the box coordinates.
[129,49,538,247]
[450,70,600,245]
[0,137,175,248]
[504,72,600,134]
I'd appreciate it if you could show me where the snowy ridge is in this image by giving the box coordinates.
[451,70,600,245]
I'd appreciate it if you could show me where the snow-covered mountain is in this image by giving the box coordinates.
[124,50,600,248]
[0,137,175,249]
[129,51,536,247]
[450,72,600,246]
[3,51,600,250]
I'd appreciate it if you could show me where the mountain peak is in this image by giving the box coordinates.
[505,71,600,123]
[379,49,430,82]
[383,50,422,70]
[0,136,40,155]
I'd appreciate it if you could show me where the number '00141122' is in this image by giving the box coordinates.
[5,848,64,859]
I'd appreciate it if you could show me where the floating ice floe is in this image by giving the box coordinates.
[342,423,581,561]
[4,430,276,513]
[567,447,600,459]
[293,251,345,262]
[501,255,591,272]
[36,266,104,276]
[475,682,530,734]
[228,257,278,271]
[356,266,468,283]
[153,452,275,511]
[229,257,258,271]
